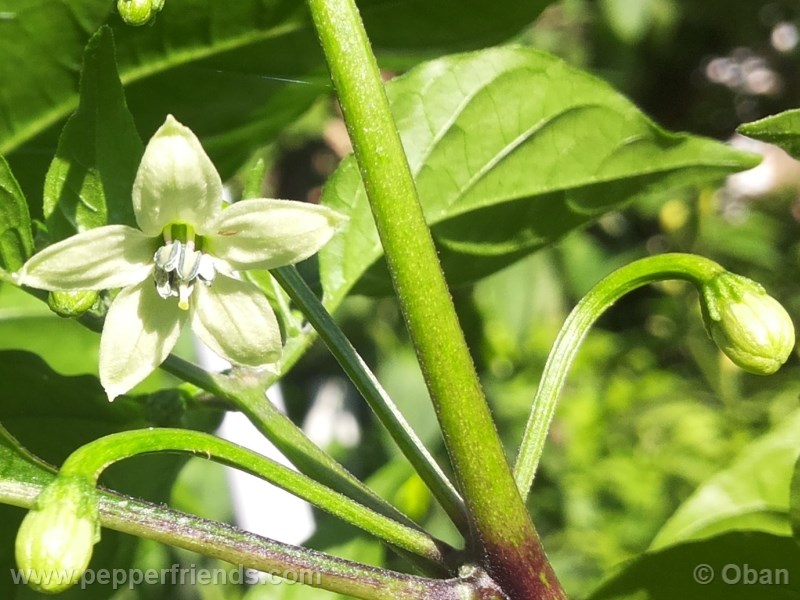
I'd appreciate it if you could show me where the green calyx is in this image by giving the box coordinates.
[701,272,795,375]
[15,476,101,593]
[117,0,164,27]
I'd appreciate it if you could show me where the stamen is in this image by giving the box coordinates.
[196,255,216,285]
[154,268,172,299]
[154,241,181,272]
[153,238,214,308]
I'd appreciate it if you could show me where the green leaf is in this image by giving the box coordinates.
[0,0,112,157]
[43,26,142,241]
[0,423,55,487]
[319,47,760,303]
[587,532,800,600]
[360,0,552,53]
[649,410,800,550]
[0,284,103,376]
[738,109,800,160]
[0,157,33,272]
[3,0,552,188]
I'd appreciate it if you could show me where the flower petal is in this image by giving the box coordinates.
[16,225,155,291]
[191,275,281,366]
[100,280,188,400]
[205,199,346,270]
[132,115,223,235]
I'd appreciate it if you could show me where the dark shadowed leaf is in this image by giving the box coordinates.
[587,532,800,600]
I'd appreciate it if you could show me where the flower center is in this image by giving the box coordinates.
[153,239,216,310]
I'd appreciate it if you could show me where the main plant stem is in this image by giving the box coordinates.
[305,1,565,597]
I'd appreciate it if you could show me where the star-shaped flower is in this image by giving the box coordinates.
[17,116,344,399]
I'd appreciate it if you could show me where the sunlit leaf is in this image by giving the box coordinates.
[320,47,760,302]
[738,109,800,160]
[0,0,112,157]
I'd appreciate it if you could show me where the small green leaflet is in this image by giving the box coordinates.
[738,109,800,160]
[43,26,142,241]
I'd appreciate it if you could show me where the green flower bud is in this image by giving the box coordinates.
[700,272,795,375]
[47,290,98,318]
[15,477,100,594]
[117,0,164,26]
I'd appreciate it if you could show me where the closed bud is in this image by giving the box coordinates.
[47,290,98,318]
[117,0,164,26]
[701,272,795,375]
[15,477,100,594]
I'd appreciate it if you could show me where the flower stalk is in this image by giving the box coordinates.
[513,253,795,498]
[52,428,450,565]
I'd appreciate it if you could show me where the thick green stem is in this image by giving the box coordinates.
[306,1,564,597]
[513,253,725,498]
[1,478,488,600]
[59,428,447,564]
[272,265,468,534]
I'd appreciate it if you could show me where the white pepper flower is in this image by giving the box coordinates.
[17,116,344,399]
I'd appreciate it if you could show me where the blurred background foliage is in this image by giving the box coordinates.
[3,0,800,598]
